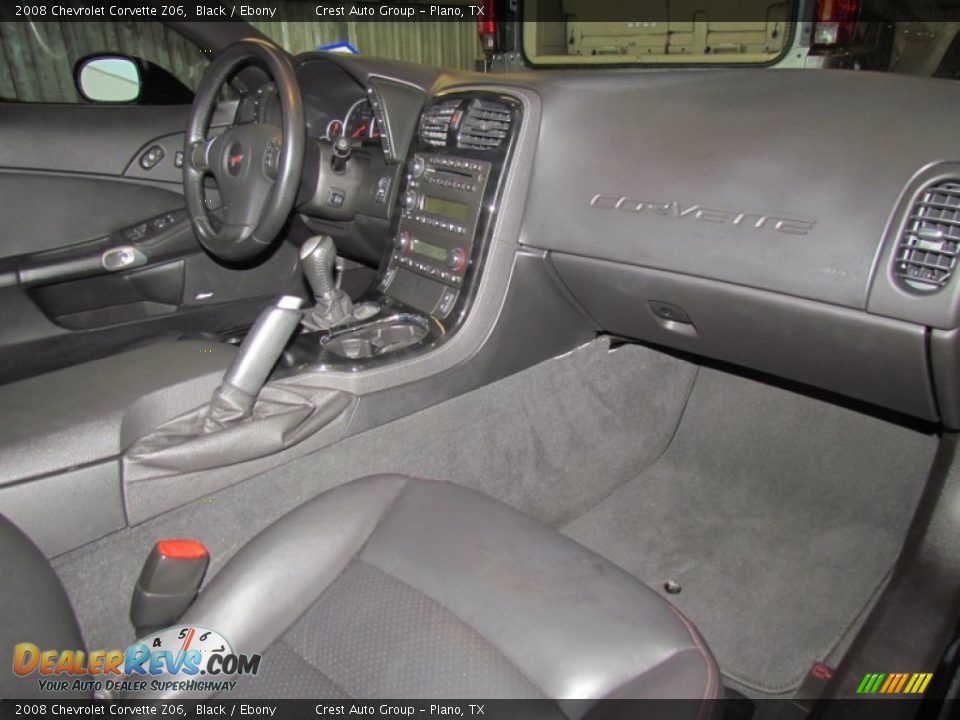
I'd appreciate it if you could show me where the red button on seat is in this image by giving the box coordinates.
[156,539,208,560]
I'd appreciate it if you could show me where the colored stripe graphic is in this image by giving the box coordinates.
[893,673,909,693]
[857,672,932,694]
[905,673,933,694]
[856,673,885,693]
[879,674,896,693]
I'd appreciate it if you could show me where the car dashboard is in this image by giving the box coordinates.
[263,52,960,429]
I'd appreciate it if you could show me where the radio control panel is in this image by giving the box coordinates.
[382,152,493,314]
[379,92,520,323]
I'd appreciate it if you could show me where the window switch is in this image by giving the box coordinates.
[140,145,165,170]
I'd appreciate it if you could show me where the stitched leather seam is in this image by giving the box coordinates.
[356,556,547,698]
[225,475,413,657]
[284,475,411,622]
[351,475,412,560]
[599,646,687,697]
[668,604,719,719]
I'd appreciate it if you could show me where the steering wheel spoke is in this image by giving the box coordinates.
[220,171,272,230]
[189,138,217,173]
[206,205,227,229]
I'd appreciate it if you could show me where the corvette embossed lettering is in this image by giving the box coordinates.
[589,194,816,236]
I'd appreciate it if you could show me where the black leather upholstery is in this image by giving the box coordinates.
[0,514,86,699]
[178,475,721,709]
[1,476,721,711]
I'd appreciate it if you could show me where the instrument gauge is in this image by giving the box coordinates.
[343,99,380,143]
[324,118,344,141]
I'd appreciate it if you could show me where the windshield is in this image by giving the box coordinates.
[211,1,960,81]
[521,0,796,65]
[518,1,960,79]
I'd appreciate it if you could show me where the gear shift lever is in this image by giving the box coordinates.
[301,235,354,331]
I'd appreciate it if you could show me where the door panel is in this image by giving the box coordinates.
[0,103,195,174]
[0,173,184,257]
[0,101,304,385]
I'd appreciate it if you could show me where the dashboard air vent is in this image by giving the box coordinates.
[419,99,459,147]
[457,99,512,150]
[895,181,960,292]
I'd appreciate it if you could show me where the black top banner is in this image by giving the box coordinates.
[2,0,960,24]
[5,1,481,24]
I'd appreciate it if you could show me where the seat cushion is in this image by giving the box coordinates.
[0,514,86,699]
[177,475,720,708]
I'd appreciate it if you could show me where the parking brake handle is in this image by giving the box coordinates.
[203,295,304,432]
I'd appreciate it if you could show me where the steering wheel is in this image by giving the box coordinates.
[184,40,305,263]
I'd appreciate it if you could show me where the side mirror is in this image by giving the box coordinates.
[75,55,141,104]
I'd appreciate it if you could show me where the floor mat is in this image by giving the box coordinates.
[561,366,938,695]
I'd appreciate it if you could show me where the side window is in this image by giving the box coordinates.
[0,21,210,104]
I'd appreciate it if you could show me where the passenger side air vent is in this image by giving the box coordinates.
[457,99,512,150]
[894,180,960,292]
[419,100,459,147]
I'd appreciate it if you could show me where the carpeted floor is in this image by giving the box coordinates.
[561,365,937,694]
[52,338,938,696]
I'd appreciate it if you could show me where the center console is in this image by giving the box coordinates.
[289,91,523,368]
[381,92,520,322]
[383,153,493,317]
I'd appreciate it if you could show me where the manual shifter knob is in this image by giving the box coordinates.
[301,235,339,299]
[300,235,354,331]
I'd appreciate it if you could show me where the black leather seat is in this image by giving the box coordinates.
[1,475,721,711]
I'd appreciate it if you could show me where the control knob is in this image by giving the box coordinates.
[446,247,466,272]
[396,231,411,251]
[409,155,426,178]
[401,191,418,211]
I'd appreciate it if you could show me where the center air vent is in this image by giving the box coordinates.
[457,99,512,150]
[894,180,960,292]
[419,99,459,147]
